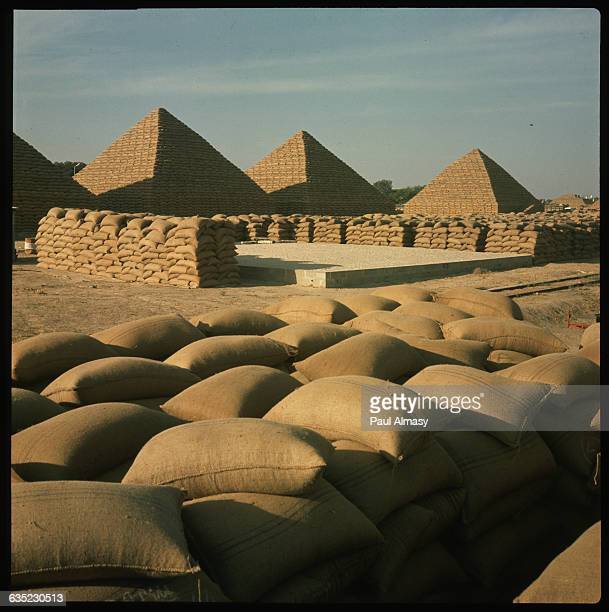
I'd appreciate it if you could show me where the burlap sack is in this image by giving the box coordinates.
[435,287,523,319]
[513,521,600,603]
[291,370,310,384]
[265,322,360,360]
[371,285,434,304]
[18,572,229,603]
[579,322,600,348]
[264,297,356,324]
[442,317,567,356]
[42,357,200,406]
[95,459,135,483]
[399,337,491,369]
[497,353,600,386]
[12,402,182,481]
[181,480,382,601]
[324,438,462,523]
[486,349,532,371]
[11,388,65,434]
[540,431,600,481]
[165,336,297,379]
[128,397,171,411]
[453,477,552,542]
[92,314,204,359]
[294,333,425,382]
[124,418,333,497]
[260,547,380,603]
[12,332,117,384]
[377,542,469,602]
[452,502,557,587]
[394,302,472,325]
[405,364,552,447]
[161,365,301,421]
[435,431,556,523]
[11,481,197,587]
[190,308,286,336]
[578,340,600,366]
[343,311,444,340]
[264,376,430,462]
[337,295,400,315]
[368,504,437,592]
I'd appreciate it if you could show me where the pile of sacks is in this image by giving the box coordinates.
[267,215,295,241]
[295,217,315,242]
[35,207,239,288]
[224,215,250,241]
[313,217,347,243]
[482,211,600,262]
[11,287,600,602]
[413,217,487,251]
[345,215,417,247]
[245,214,272,240]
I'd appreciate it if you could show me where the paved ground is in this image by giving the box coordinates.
[237,242,528,270]
[12,254,599,348]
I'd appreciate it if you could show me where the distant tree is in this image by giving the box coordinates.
[373,179,393,196]
[53,161,87,176]
[391,185,424,204]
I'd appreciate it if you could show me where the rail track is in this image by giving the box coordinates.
[486,273,600,298]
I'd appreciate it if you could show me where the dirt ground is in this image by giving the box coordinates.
[12,256,599,349]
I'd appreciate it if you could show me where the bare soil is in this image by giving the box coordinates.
[12,256,599,349]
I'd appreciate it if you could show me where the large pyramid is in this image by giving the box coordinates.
[74,107,271,216]
[12,133,94,239]
[245,130,394,215]
[404,148,539,216]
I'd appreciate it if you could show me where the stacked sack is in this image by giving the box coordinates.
[245,214,271,240]
[267,215,295,241]
[295,216,315,242]
[123,419,384,602]
[11,284,601,602]
[225,215,249,242]
[35,207,239,288]
[313,217,347,244]
[12,480,226,602]
[263,375,468,602]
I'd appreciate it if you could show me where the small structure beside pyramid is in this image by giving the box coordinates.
[546,193,596,212]
[404,148,539,216]
[245,130,394,215]
[12,133,94,239]
[74,107,271,216]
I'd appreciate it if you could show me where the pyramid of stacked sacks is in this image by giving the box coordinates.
[11,284,600,602]
[35,207,239,288]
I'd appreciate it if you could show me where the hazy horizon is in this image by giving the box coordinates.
[13,8,600,199]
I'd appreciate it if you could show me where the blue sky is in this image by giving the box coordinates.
[14,8,599,198]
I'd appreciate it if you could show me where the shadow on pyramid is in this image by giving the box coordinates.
[74,108,271,217]
[12,133,94,239]
[405,148,539,216]
[246,130,394,216]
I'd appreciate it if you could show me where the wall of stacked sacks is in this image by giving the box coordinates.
[215,210,600,263]
[11,286,600,602]
[35,207,239,288]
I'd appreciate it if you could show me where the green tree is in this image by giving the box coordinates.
[373,179,393,196]
[391,185,424,204]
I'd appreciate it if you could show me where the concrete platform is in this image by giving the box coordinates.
[237,243,532,288]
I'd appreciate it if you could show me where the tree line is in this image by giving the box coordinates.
[373,179,424,204]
